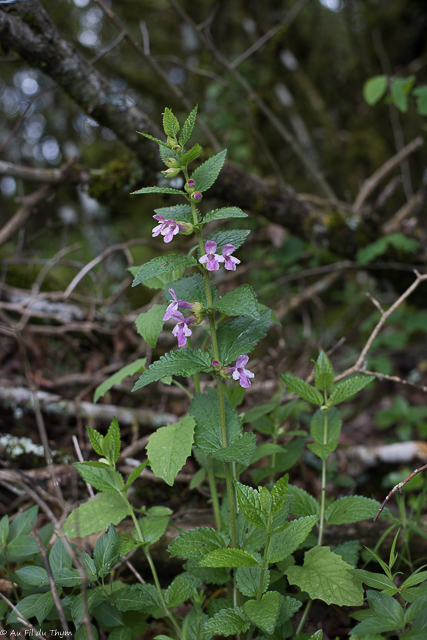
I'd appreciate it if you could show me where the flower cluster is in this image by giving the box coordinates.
[227,355,254,388]
[164,289,195,348]
[199,241,240,272]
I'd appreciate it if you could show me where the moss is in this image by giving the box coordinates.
[88,156,144,204]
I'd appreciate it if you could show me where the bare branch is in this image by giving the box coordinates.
[374,464,427,521]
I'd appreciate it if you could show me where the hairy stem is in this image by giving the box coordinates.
[317,410,328,547]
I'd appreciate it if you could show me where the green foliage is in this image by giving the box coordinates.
[191,149,227,192]
[190,392,242,453]
[133,349,212,389]
[213,284,260,319]
[179,104,198,146]
[325,496,381,525]
[280,374,323,406]
[135,305,165,348]
[356,232,420,264]
[132,255,198,286]
[63,493,129,537]
[146,415,195,485]
[363,75,388,105]
[217,308,271,364]
[203,207,248,223]
[94,359,147,403]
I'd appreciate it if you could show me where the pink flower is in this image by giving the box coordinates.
[191,192,202,201]
[163,288,193,321]
[171,311,194,347]
[152,215,186,243]
[222,244,240,271]
[227,355,254,389]
[199,240,225,271]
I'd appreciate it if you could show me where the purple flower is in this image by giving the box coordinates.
[191,192,202,201]
[163,288,192,321]
[222,244,241,271]
[171,311,194,347]
[199,241,225,271]
[227,355,255,389]
[152,215,186,243]
[187,179,195,187]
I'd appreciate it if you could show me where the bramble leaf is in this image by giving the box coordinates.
[135,305,166,348]
[179,105,198,146]
[133,349,212,390]
[191,149,227,192]
[147,415,195,486]
[132,255,197,286]
[213,285,260,320]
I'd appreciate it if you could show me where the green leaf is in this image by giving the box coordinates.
[137,131,170,149]
[71,589,105,628]
[135,306,166,348]
[165,273,216,305]
[280,374,323,405]
[287,484,320,517]
[76,624,99,640]
[15,565,49,586]
[314,351,334,392]
[405,595,427,624]
[205,229,250,254]
[184,559,229,586]
[114,585,146,612]
[179,105,198,146]
[109,629,131,640]
[94,524,119,572]
[243,591,281,635]
[147,415,195,486]
[285,546,363,606]
[357,232,420,264]
[189,467,206,490]
[7,505,38,541]
[74,462,123,493]
[413,85,427,116]
[92,599,123,627]
[198,548,259,568]
[363,75,388,105]
[163,107,180,137]
[154,203,195,224]
[235,483,266,529]
[94,359,146,403]
[34,591,54,625]
[168,527,229,560]
[203,606,250,636]
[310,407,342,444]
[329,375,374,405]
[0,515,9,547]
[180,143,202,166]
[191,149,227,192]
[132,255,197,286]
[6,593,40,625]
[164,574,201,607]
[367,589,404,627]
[217,309,271,364]
[53,568,84,587]
[133,349,212,390]
[307,440,338,460]
[333,540,360,568]
[250,442,284,464]
[325,496,381,525]
[104,416,121,464]
[131,186,184,196]
[77,550,97,580]
[138,510,169,546]
[351,568,396,591]
[213,285,260,320]
[50,537,73,572]
[268,515,319,563]
[401,570,427,589]
[203,207,248,224]
[189,392,242,454]
[63,493,129,538]
[209,432,256,466]
[390,76,415,112]
[125,460,149,489]
[235,566,269,598]
[271,475,289,515]
[7,535,39,557]
[243,402,277,424]
[87,426,105,454]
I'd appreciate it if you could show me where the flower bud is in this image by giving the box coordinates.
[166,136,178,148]
[165,157,180,168]
[185,179,197,194]
[161,167,181,178]
[191,191,202,201]
[212,360,222,371]
[172,144,182,153]
[177,221,194,235]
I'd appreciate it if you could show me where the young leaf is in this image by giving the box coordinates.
[213,284,260,320]
[131,186,184,196]
[63,493,129,538]
[179,104,198,146]
[268,515,319,563]
[203,207,248,224]
[209,432,256,466]
[125,460,149,489]
[314,351,334,392]
[189,392,242,453]
[243,591,281,635]
[217,309,271,364]
[235,566,270,598]
[203,607,250,636]
[198,548,259,568]
[325,496,381,525]
[179,143,202,166]
[74,462,123,493]
[147,415,195,486]
[280,374,323,406]
[271,474,289,515]
[105,416,121,464]
[133,349,212,390]
[163,107,180,137]
[137,131,170,149]
[132,255,197,286]
[390,76,415,112]
[310,407,342,444]
[363,75,388,105]
[285,546,363,606]
[191,149,227,192]
[329,375,374,405]
[135,305,166,348]
[235,483,266,530]
[351,568,396,591]
[204,228,250,254]
[164,574,201,607]
[87,426,105,453]
[168,527,230,560]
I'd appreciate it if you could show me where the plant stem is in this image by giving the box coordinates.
[317,410,328,547]
[295,599,313,635]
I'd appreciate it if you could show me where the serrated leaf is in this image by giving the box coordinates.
[214,285,259,320]
[74,462,123,493]
[109,628,131,640]
[63,493,129,538]
[163,107,180,137]
[86,428,104,456]
[351,568,396,591]
[401,570,427,589]
[363,75,388,105]
[180,143,202,166]
[325,496,380,525]
[243,591,281,635]
[165,273,216,305]
[132,255,197,287]
[138,511,169,546]
[53,568,84,587]
[164,574,201,607]
[310,407,342,445]
[204,228,250,254]
[133,349,212,390]
[235,483,265,529]
[209,432,256,466]
[314,351,334,392]
[184,559,230,585]
[268,515,319,563]
[125,460,149,489]
[34,591,54,625]
[7,535,39,557]
[280,374,323,405]
[333,540,360,568]
[198,548,259,568]
[285,546,363,606]
[168,527,230,560]
[203,207,248,224]
[131,186,184,196]
[15,565,49,586]
[217,309,271,364]
[94,359,147,403]
[250,442,284,464]
[203,606,250,636]
[105,416,121,464]
[179,105,198,146]
[137,131,170,149]
[307,440,338,460]
[189,392,242,454]
[235,566,269,598]
[271,475,289,514]
[147,415,195,486]
[136,305,166,348]
[113,584,145,612]
[50,537,73,572]
[191,149,227,192]
[154,203,195,224]
[243,402,277,424]
[287,484,320,517]
[329,376,374,405]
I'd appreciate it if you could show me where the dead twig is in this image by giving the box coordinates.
[374,464,427,521]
